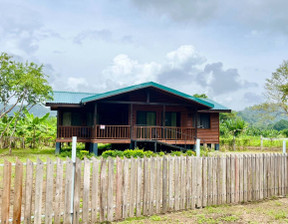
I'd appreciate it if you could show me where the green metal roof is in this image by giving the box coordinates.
[197,98,231,111]
[81,82,214,108]
[46,82,231,111]
[48,91,96,104]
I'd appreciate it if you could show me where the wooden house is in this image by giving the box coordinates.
[46,82,231,155]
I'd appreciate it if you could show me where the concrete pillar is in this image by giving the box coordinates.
[129,140,134,149]
[90,143,98,156]
[55,142,61,154]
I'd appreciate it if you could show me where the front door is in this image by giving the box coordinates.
[165,112,180,139]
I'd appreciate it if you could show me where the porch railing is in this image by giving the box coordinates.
[58,125,195,141]
[135,126,195,140]
[58,126,92,139]
[94,125,131,139]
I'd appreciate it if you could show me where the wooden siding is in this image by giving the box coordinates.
[197,113,219,144]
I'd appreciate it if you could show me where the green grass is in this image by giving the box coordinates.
[220,136,284,148]
[0,147,58,163]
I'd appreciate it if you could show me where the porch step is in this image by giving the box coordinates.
[135,139,187,151]
[157,140,187,151]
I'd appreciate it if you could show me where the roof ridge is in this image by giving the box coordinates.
[81,81,214,108]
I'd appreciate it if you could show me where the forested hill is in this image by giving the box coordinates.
[237,106,288,128]
[2,104,56,117]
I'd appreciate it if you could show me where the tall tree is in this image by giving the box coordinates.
[265,60,288,114]
[0,52,53,145]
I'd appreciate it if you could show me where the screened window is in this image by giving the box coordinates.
[198,113,210,129]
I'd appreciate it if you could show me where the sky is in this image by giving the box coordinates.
[1,0,287,111]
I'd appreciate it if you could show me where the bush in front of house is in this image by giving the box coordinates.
[60,148,197,160]
[102,148,198,158]
[102,149,158,158]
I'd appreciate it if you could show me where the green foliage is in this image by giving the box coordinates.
[0,52,53,151]
[0,110,56,149]
[273,119,288,131]
[59,147,92,160]
[171,151,183,156]
[193,93,208,98]
[101,149,195,159]
[280,129,288,137]
[102,150,124,158]
[220,136,284,148]
[265,60,288,114]
[158,151,165,156]
[223,117,247,137]
[0,52,52,119]
[102,149,158,158]
[186,150,196,156]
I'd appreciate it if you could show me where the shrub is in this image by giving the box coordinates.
[158,151,165,156]
[171,151,182,156]
[131,149,146,158]
[123,149,135,158]
[144,150,156,157]
[186,150,195,156]
[102,150,124,158]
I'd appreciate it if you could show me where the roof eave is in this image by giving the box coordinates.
[81,83,214,109]
[198,109,232,113]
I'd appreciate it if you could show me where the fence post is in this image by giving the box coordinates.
[283,140,286,154]
[260,135,263,150]
[71,136,77,223]
[196,139,200,157]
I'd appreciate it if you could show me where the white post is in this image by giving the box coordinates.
[283,140,286,154]
[70,136,77,223]
[196,139,200,157]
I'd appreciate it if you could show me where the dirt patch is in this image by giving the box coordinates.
[115,198,288,224]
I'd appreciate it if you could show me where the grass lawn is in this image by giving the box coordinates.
[0,147,59,163]
[115,198,288,224]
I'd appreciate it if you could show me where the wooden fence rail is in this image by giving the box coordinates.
[0,153,287,223]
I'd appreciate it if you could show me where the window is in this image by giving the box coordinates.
[165,112,180,127]
[136,111,156,126]
[62,112,71,126]
[62,112,83,126]
[198,113,210,129]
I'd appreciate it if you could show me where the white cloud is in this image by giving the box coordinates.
[166,45,205,69]
[102,54,161,86]
[67,77,89,91]
[97,45,257,109]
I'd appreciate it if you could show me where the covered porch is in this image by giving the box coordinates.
[57,125,196,144]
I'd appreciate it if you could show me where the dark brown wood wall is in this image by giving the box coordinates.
[197,113,219,144]
[130,105,194,127]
